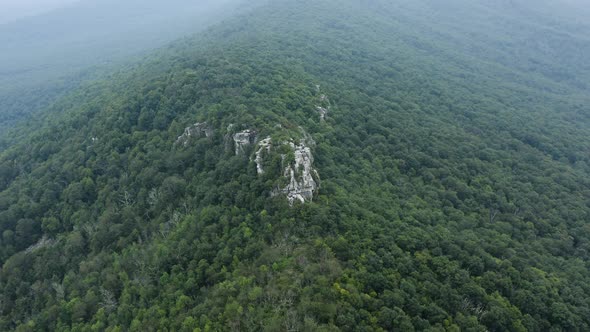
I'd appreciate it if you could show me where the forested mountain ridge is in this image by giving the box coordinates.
[1,0,590,331]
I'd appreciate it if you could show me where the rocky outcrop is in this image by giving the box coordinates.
[25,236,56,254]
[315,90,331,121]
[264,139,319,205]
[175,117,319,206]
[233,130,257,155]
[255,137,272,174]
[316,106,329,121]
[175,122,213,147]
[255,137,319,206]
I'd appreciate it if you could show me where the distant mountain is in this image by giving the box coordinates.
[1,0,590,330]
[0,0,247,131]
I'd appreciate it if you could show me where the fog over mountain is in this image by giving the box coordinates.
[0,0,80,23]
[0,0,247,131]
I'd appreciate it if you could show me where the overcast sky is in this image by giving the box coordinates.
[0,0,81,23]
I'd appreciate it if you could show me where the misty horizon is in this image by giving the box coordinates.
[0,0,81,23]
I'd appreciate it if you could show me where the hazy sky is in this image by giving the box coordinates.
[0,0,81,23]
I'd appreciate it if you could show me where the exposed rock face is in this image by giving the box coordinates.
[316,106,329,121]
[315,91,331,121]
[255,137,272,174]
[252,133,319,205]
[273,140,319,205]
[175,122,213,147]
[233,130,257,155]
[280,141,319,205]
[25,236,56,254]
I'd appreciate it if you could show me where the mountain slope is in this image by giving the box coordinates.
[1,0,590,331]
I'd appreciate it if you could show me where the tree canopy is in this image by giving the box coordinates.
[1,0,589,331]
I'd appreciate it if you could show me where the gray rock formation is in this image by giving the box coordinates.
[315,92,331,121]
[25,236,56,254]
[175,122,213,147]
[255,137,272,174]
[233,130,257,155]
[272,140,319,205]
[316,106,329,121]
[252,132,319,205]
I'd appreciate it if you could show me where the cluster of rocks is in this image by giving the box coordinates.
[175,82,330,205]
[242,132,320,205]
[175,122,213,147]
[176,122,320,205]
[252,133,319,205]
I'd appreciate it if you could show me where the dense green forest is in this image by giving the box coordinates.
[1,0,590,330]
